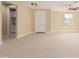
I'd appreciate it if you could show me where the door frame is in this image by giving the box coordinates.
[7,7,17,35]
[4,2,18,38]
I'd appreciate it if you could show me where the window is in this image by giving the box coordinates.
[64,14,73,24]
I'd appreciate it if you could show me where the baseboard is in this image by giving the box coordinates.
[52,30,79,32]
[16,32,35,38]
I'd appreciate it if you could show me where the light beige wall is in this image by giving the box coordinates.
[17,5,33,36]
[51,11,79,31]
[2,4,8,35]
[0,2,2,45]
[31,9,35,32]
[7,2,34,38]
[46,9,51,32]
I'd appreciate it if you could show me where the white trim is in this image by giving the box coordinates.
[7,8,10,35]
[16,32,35,38]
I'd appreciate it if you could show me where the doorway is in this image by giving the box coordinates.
[35,10,47,32]
[8,7,16,36]
[2,2,17,40]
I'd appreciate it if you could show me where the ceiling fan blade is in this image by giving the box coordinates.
[68,7,79,10]
[68,8,76,10]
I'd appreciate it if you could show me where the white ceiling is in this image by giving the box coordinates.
[25,1,79,11]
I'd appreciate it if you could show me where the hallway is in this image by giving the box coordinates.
[0,32,79,58]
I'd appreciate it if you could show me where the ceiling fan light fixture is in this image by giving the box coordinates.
[30,2,38,7]
[67,1,79,10]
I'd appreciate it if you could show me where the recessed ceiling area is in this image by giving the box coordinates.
[2,1,16,9]
[25,1,79,11]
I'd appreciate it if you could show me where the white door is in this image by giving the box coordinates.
[35,10,47,32]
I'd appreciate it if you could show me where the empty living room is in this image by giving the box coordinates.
[0,0,79,58]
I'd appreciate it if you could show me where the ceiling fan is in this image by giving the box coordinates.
[30,2,38,7]
[67,1,79,10]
